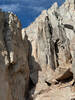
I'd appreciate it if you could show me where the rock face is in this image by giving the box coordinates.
[0,0,75,100]
[22,0,75,99]
[22,11,57,84]
[0,10,29,100]
[22,1,74,84]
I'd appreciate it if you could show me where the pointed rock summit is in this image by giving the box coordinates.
[0,0,75,100]
[22,0,75,99]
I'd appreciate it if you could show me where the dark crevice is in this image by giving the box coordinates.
[3,19,11,63]
[46,55,48,65]
[71,99,75,100]
[29,77,35,90]
[45,81,51,86]
[54,39,59,67]
[48,23,53,36]
[45,16,53,36]
[72,81,75,86]
[26,77,35,100]
[57,75,73,83]
[54,11,59,19]
[64,24,73,30]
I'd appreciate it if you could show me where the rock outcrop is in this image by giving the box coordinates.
[0,0,75,100]
[0,10,29,100]
[22,1,73,84]
[22,0,75,99]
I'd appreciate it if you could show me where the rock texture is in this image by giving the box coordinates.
[22,1,73,84]
[0,10,29,100]
[0,0,75,100]
[22,0,75,99]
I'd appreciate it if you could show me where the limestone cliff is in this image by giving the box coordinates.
[22,1,74,84]
[0,0,75,100]
[22,0,75,99]
[0,10,29,100]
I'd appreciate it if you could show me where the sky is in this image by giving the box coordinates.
[0,0,65,28]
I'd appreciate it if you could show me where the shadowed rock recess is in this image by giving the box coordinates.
[0,11,29,100]
[0,0,75,100]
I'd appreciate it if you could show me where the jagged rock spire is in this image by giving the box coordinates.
[66,0,75,9]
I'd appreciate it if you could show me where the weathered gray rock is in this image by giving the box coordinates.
[22,11,57,84]
[71,36,75,81]
[0,10,30,100]
[22,2,73,85]
[22,1,75,99]
[0,0,75,99]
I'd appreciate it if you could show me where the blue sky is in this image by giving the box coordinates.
[0,0,65,28]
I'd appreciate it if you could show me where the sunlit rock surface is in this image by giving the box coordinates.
[22,0,75,99]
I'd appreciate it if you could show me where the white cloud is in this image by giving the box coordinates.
[0,3,45,13]
[0,0,49,13]
[30,6,45,13]
[0,0,57,13]
[0,4,20,12]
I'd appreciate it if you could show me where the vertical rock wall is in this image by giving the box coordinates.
[0,10,30,100]
[22,0,75,85]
